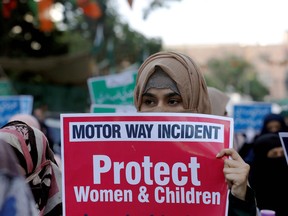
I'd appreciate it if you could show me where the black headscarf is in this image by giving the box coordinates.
[259,113,288,135]
[250,133,288,215]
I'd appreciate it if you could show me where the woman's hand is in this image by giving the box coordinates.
[216,148,250,201]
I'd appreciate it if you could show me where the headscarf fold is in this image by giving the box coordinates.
[134,51,211,114]
[207,87,230,116]
[143,67,180,94]
[0,120,62,216]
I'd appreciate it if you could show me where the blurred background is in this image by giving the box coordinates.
[0,0,163,115]
[1,0,288,149]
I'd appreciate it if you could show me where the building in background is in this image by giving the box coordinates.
[165,32,288,101]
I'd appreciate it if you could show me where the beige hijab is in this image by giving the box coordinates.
[134,51,211,114]
[207,87,230,116]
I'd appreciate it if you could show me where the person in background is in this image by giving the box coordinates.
[33,105,56,151]
[0,120,62,216]
[133,51,257,216]
[238,113,288,164]
[249,133,288,216]
[207,86,230,116]
[8,113,62,170]
[207,86,245,153]
[0,139,38,216]
[8,113,41,130]
[258,113,288,135]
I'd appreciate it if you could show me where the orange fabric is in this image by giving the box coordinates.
[2,0,17,18]
[77,0,102,19]
[38,0,54,32]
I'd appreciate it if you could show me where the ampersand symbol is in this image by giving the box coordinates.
[138,186,149,203]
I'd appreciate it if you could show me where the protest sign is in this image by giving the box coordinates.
[61,113,233,216]
[90,104,136,113]
[0,80,15,95]
[87,70,137,105]
[0,95,33,127]
[233,102,272,134]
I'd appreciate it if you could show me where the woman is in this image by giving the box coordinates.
[239,113,288,164]
[0,139,37,216]
[8,113,41,130]
[250,133,288,216]
[0,120,62,216]
[134,51,256,215]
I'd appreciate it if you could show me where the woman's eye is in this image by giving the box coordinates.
[168,98,181,105]
[143,98,156,106]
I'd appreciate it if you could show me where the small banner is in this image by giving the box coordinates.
[87,70,137,105]
[0,95,33,127]
[90,104,136,113]
[233,102,272,134]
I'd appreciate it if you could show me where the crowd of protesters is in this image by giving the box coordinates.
[1,50,288,215]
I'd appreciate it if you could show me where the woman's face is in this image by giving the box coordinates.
[266,120,282,133]
[267,146,284,158]
[139,88,186,112]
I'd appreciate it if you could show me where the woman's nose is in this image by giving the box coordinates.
[152,104,171,112]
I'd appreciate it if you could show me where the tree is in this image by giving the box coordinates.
[0,0,181,112]
[0,0,180,70]
[205,55,269,101]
